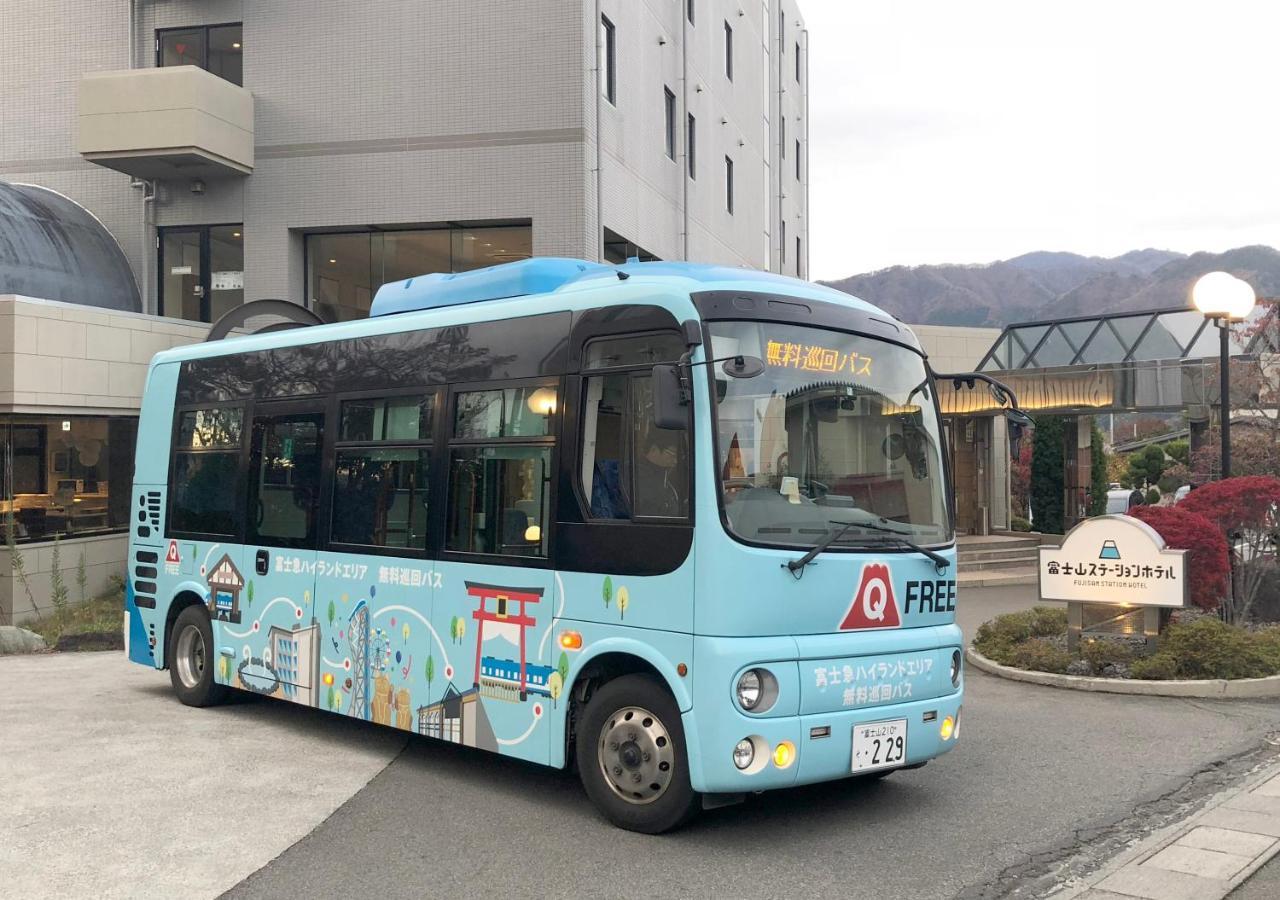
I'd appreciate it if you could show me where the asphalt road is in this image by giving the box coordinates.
[217,586,1280,900]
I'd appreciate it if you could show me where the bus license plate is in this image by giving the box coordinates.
[851,719,907,773]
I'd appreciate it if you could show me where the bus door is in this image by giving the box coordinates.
[243,400,327,706]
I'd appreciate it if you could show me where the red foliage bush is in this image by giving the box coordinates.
[1129,505,1229,612]
[1177,476,1280,536]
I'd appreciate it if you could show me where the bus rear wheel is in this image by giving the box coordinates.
[168,605,229,708]
[575,674,699,834]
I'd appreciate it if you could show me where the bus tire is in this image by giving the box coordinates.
[168,605,228,708]
[575,673,699,834]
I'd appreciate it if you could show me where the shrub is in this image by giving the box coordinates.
[1129,505,1229,612]
[1144,487,1161,505]
[973,606,1067,657]
[1080,638,1133,672]
[1007,638,1073,674]
[1011,515,1032,532]
[1030,416,1065,535]
[1129,618,1280,680]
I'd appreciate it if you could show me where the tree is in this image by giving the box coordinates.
[1089,425,1109,516]
[617,586,630,620]
[456,618,465,642]
[1122,444,1167,489]
[450,616,459,642]
[1030,416,1065,534]
[425,655,435,692]
[1130,506,1230,612]
[602,575,613,608]
[547,671,563,708]
[1190,428,1280,482]
[327,599,336,628]
[1165,440,1190,465]
[557,650,570,686]
[247,580,255,607]
[1179,476,1280,624]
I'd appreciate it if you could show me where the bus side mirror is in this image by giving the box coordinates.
[652,364,688,430]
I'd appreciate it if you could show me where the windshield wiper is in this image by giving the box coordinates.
[785,515,916,577]
[842,535,951,572]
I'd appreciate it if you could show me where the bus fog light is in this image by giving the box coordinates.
[772,740,796,769]
[940,715,955,741]
[733,738,755,770]
[735,668,778,713]
[950,650,962,687]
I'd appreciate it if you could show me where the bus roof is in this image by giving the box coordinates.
[368,257,880,318]
[150,258,892,366]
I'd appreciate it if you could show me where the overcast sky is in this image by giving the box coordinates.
[804,1,1280,280]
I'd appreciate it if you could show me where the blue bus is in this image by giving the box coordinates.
[124,258,1025,832]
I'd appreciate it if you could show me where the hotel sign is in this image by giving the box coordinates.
[1038,515,1187,608]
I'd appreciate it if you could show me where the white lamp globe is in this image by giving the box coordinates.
[1193,271,1257,320]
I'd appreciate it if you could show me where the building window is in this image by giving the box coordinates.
[157,23,243,86]
[664,87,677,159]
[796,42,801,82]
[305,223,532,322]
[781,117,786,156]
[331,394,434,550]
[725,156,734,214]
[795,139,801,180]
[601,16,617,104]
[687,113,697,179]
[687,0,694,25]
[796,236,803,278]
[724,21,733,81]
[446,385,555,558]
[602,229,659,265]
[159,224,244,323]
[2,416,138,544]
[781,221,786,265]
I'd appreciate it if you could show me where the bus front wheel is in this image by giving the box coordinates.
[575,673,699,833]
[168,605,229,708]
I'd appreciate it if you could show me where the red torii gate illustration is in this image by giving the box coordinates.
[467,581,544,700]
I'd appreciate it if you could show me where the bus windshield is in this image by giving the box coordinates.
[708,320,951,549]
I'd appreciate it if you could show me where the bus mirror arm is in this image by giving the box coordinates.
[652,353,766,430]
[931,369,1032,459]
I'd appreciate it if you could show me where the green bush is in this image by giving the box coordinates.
[1007,638,1073,674]
[1127,619,1280,680]
[1081,638,1133,671]
[973,606,1068,658]
[1011,515,1033,532]
[1145,487,1161,505]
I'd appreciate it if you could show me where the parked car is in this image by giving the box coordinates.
[1106,488,1145,514]
[1174,484,1192,503]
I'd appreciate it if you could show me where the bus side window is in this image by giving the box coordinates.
[171,406,243,536]
[580,357,689,522]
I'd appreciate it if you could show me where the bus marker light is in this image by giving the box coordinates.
[772,741,796,769]
[922,710,937,723]
[809,726,830,739]
[940,715,955,741]
[558,631,582,651]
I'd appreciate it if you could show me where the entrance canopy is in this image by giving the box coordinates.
[937,307,1276,417]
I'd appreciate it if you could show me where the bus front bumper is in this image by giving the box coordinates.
[683,690,963,794]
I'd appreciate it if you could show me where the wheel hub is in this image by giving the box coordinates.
[597,706,675,805]
[175,624,206,690]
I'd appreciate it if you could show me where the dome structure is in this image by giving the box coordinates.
[0,181,140,311]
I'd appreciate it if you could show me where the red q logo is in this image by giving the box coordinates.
[839,563,902,630]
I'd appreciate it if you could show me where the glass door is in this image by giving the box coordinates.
[243,402,327,705]
[160,225,244,322]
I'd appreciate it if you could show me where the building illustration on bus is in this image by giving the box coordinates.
[123,257,1027,832]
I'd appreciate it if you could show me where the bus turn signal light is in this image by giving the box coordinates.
[772,741,796,769]
[940,715,955,741]
[558,631,582,651]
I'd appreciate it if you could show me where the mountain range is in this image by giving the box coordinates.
[821,245,1280,327]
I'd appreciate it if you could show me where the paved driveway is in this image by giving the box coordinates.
[5,586,1280,900]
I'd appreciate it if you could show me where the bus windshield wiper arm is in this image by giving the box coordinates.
[786,520,863,575]
[842,535,951,571]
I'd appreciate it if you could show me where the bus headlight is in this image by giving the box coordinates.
[735,668,778,713]
[950,650,962,687]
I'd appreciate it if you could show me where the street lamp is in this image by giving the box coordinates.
[1192,271,1257,478]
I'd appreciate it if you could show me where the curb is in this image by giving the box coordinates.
[1051,755,1280,900]
[965,646,1280,698]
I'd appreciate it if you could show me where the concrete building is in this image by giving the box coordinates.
[2,0,810,324]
